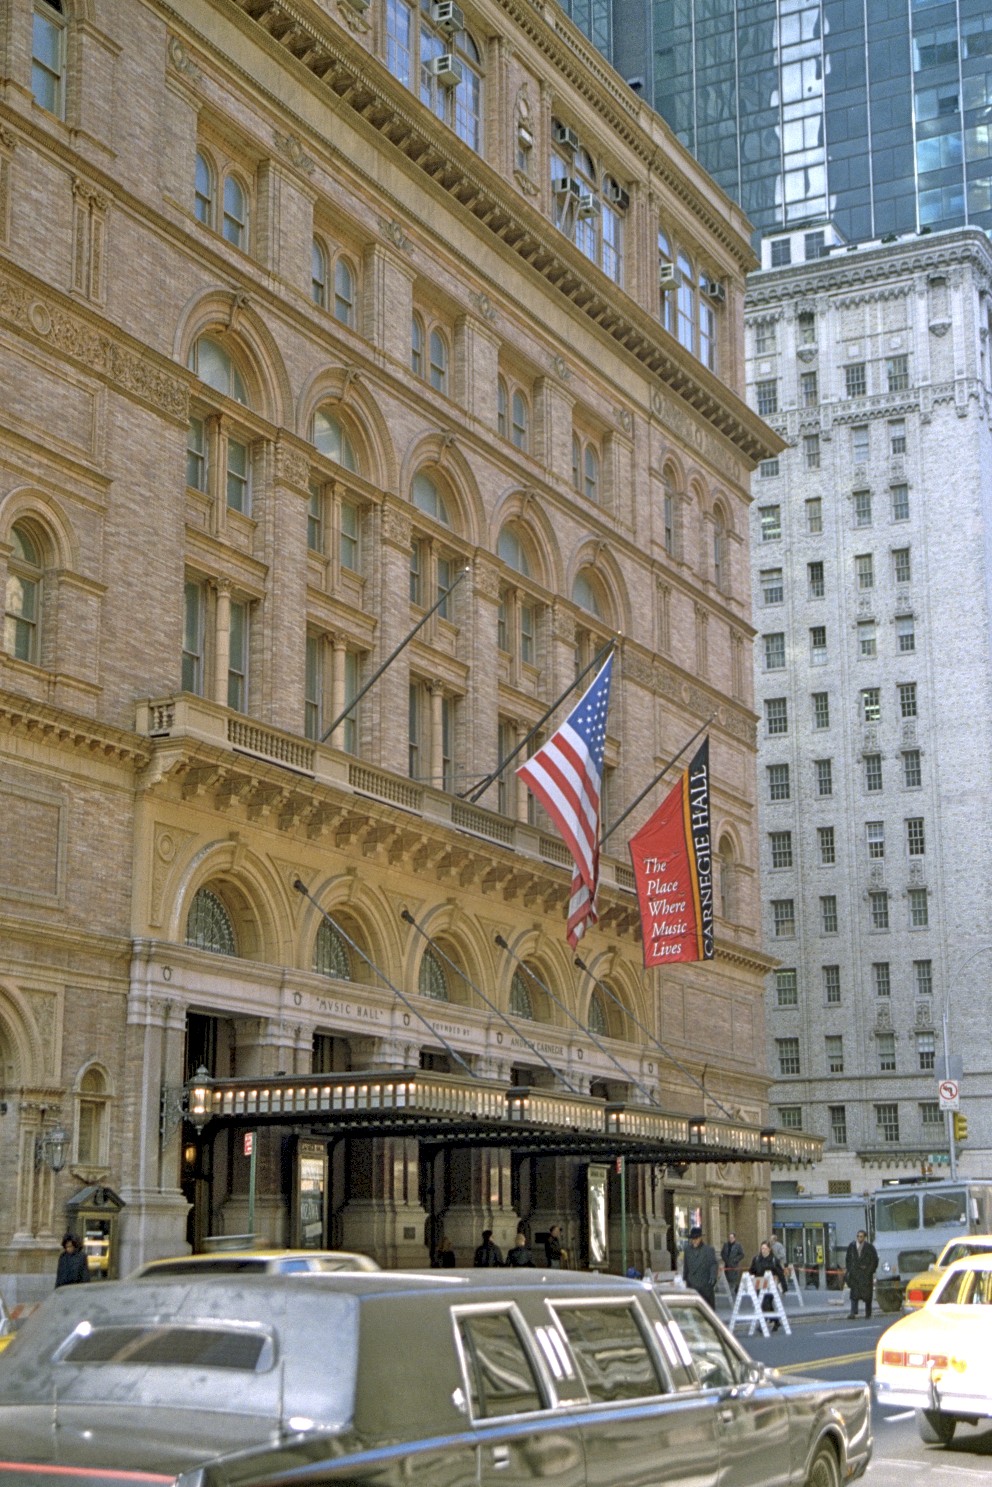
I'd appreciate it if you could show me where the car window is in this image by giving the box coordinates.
[457,1309,545,1419]
[551,1303,666,1403]
[55,1324,274,1371]
[935,1269,992,1305]
[665,1305,743,1389]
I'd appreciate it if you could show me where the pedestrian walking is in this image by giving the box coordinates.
[683,1225,719,1308]
[844,1230,879,1318]
[55,1233,90,1288]
[544,1223,563,1268]
[721,1232,745,1293]
[472,1229,503,1267]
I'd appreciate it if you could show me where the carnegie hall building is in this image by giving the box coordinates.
[0,0,813,1297]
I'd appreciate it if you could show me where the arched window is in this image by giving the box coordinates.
[572,571,601,617]
[571,433,582,491]
[412,470,450,526]
[713,511,727,593]
[334,258,355,326]
[719,837,737,923]
[186,887,237,956]
[497,525,530,577]
[588,992,606,1036]
[511,391,529,452]
[4,523,42,663]
[314,920,351,979]
[195,152,215,227]
[419,948,448,1000]
[31,0,66,117]
[662,471,678,556]
[429,330,448,393]
[75,1066,109,1168]
[677,250,695,352]
[222,175,248,249]
[510,970,533,1020]
[312,408,357,471]
[583,444,600,502]
[411,313,425,377]
[497,377,508,439]
[188,335,248,404]
[311,238,328,308]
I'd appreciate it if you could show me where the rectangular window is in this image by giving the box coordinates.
[440,693,454,792]
[32,2,65,116]
[756,380,779,416]
[917,1032,936,1072]
[891,483,910,520]
[825,1035,844,1074]
[903,749,922,787]
[815,758,833,797]
[862,688,881,723]
[805,230,826,260]
[307,483,324,554]
[893,547,912,583]
[878,1033,896,1072]
[227,600,248,712]
[920,1100,942,1127]
[800,371,818,407]
[812,692,830,729]
[798,310,816,344]
[857,621,876,658]
[770,831,793,869]
[899,682,917,718]
[909,888,929,927]
[818,825,835,864]
[304,633,323,741]
[907,817,925,856]
[889,420,907,456]
[772,898,795,937]
[226,438,250,514]
[187,417,207,491]
[887,355,909,392]
[803,432,821,469]
[823,964,841,1004]
[759,458,780,478]
[852,426,870,465]
[755,322,777,353]
[870,890,889,929]
[770,238,791,267]
[866,820,885,859]
[896,616,915,652]
[777,1037,801,1076]
[876,1102,899,1142]
[915,959,933,996]
[761,568,784,604]
[855,554,874,590]
[808,560,825,598]
[779,1105,803,1130]
[764,632,786,669]
[760,505,781,540]
[182,580,204,696]
[810,625,827,661]
[409,540,424,606]
[829,1105,847,1144]
[436,555,454,619]
[865,753,883,791]
[765,698,788,736]
[340,649,360,756]
[820,894,838,933]
[768,763,791,800]
[776,969,798,1007]
[873,962,891,998]
[853,490,872,527]
[340,501,360,571]
[520,602,535,666]
[806,498,823,534]
[408,681,422,779]
[845,363,866,398]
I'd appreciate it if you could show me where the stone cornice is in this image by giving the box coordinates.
[0,688,151,767]
[746,229,992,308]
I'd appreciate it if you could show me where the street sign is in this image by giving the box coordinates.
[938,1079,960,1111]
[244,1131,254,1156]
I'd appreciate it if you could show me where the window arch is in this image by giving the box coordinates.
[412,469,450,527]
[511,390,529,451]
[497,524,530,577]
[572,570,601,617]
[314,920,351,979]
[411,313,425,377]
[419,948,448,1000]
[74,1065,110,1169]
[718,836,738,923]
[588,992,606,1036]
[188,335,249,405]
[32,0,66,117]
[222,175,248,249]
[572,431,601,502]
[662,468,680,557]
[334,258,356,326]
[497,377,508,439]
[549,123,627,283]
[712,508,729,594]
[428,329,448,394]
[510,971,533,1020]
[311,238,328,308]
[676,249,695,351]
[4,522,43,664]
[186,887,237,956]
[195,152,215,226]
[312,408,357,472]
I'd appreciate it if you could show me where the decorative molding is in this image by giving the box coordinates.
[614,406,633,434]
[273,130,315,175]
[276,441,311,491]
[468,289,498,324]
[336,0,371,33]
[378,217,412,252]
[167,35,201,82]
[380,502,412,548]
[929,319,951,337]
[549,353,571,381]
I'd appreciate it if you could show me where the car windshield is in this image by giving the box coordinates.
[935,1269,992,1305]
[941,1242,992,1267]
[923,1192,967,1229]
[875,1194,919,1232]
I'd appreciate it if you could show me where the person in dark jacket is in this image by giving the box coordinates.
[721,1232,746,1294]
[750,1240,786,1330]
[435,1236,457,1267]
[683,1226,718,1308]
[544,1224,563,1268]
[845,1230,879,1318]
[505,1232,535,1267]
[473,1230,503,1267]
[55,1233,90,1288]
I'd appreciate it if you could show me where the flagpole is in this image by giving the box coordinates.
[599,713,714,850]
[463,640,616,803]
[320,567,469,745]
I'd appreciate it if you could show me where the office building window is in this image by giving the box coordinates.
[845,363,866,398]
[873,962,890,998]
[803,433,820,469]
[765,697,788,735]
[815,758,833,796]
[772,899,795,937]
[810,625,827,662]
[855,554,874,589]
[903,749,922,787]
[182,580,205,696]
[779,1106,803,1130]
[777,1038,801,1076]
[800,371,818,407]
[896,616,915,653]
[806,498,823,533]
[906,817,925,856]
[876,1103,899,1142]
[805,231,826,259]
[915,959,933,996]
[854,490,872,527]
[857,621,876,658]
[761,568,784,604]
[820,894,838,933]
[887,355,909,392]
[862,688,881,724]
[770,238,791,267]
[770,831,793,869]
[909,888,929,927]
[825,1035,844,1074]
[227,600,249,712]
[32,0,66,116]
[866,821,885,858]
[865,753,883,792]
[892,547,912,583]
[917,1032,936,1072]
[870,890,889,929]
[818,825,835,865]
[920,1100,942,1127]
[829,1105,848,1144]
[889,420,907,456]
[891,483,910,520]
[798,310,816,344]
[852,426,870,464]
[776,969,798,1007]
[899,682,917,718]
[759,458,780,478]
[755,321,777,353]
[756,379,779,416]
[812,692,830,730]
[823,964,841,1004]
[768,763,790,800]
[764,632,786,670]
[760,505,781,541]
[877,1034,896,1073]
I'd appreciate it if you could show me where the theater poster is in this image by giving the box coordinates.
[628,739,714,968]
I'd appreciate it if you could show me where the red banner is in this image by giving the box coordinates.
[628,740,714,967]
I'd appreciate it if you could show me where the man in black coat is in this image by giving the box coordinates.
[473,1229,503,1267]
[721,1232,746,1294]
[683,1226,718,1308]
[55,1233,90,1288]
[845,1229,879,1318]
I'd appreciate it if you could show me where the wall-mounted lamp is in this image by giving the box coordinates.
[688,1116,707,1146]
[760,1126,777,1158]
[160,1064,215,1140]
[36,1125,68,1173]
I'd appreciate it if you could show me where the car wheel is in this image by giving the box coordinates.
[806,1443,840,1487]
[877,1288,903,1313]
[917,1410,956,1446]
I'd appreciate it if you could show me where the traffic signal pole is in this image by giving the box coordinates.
[943,1003,957,1181]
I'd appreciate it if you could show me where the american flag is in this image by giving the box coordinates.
[517,654,614,946]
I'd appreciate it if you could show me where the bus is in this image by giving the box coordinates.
[871,1178,992,1311]
[772,1194,870,1291]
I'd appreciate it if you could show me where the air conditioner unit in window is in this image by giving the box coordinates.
[659,262,682,289]
[702,278,726,304]
[431,0,464,33]
[577,193,600,218]
[553,122,580,153]
[603,179,630,210]
[431,53,463,86]
[552,177,582,202]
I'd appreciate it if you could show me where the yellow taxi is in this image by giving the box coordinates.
[0,1293,13,1356]
[902,1232,992,1308]
[130,1247,380,1278]
[875,1253,992,1444]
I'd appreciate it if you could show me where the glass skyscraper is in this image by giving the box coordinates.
[601,0,992,244]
